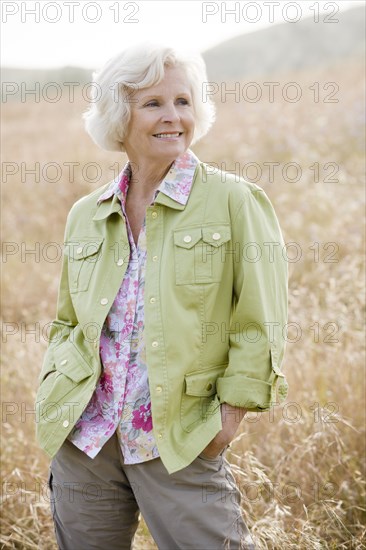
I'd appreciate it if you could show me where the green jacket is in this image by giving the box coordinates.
[35,160,288,474]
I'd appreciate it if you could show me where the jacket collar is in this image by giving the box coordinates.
[92,192,123,221]
[92,149,199,220]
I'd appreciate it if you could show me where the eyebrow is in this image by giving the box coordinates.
[140,92,191,101]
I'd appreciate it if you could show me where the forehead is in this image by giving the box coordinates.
[136,66,192,98]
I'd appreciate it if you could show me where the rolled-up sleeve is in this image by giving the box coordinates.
[217,186,288,411]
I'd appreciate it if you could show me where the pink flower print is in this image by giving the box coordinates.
[115,341,121,358]
[132,403,153,432]
[118,173,130,196]
[99,372,113,394]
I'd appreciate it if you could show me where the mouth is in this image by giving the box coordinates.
[153,132,183,139]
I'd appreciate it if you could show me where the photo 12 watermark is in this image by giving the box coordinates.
[1,1,140,24]
[1,239,340,266]
[1,79,340,104]
[202,81,340,104]
[201,1,340,24]
[201,478,339,504]
[0,160,341,184]
[1,318,342,345]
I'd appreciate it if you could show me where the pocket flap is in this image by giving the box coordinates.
[53,343,93,383]
[38,361,56,386]
[185,364,226,397]
[270,346,288,402]
[201,225,231,247]
[65,239,104,261]
[270,346,285,377]
[173,227,202,249]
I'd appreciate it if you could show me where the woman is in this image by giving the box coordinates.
[35,42,288,549]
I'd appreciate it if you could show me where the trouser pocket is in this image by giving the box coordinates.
[198,444,229,461]
[47,465,56,520]
[197,444,230,473]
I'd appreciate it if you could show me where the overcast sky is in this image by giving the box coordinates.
[1,0,362,69]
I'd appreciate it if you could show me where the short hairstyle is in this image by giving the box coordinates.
[83,42,216,152]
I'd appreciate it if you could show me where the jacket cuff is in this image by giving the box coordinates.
[216,373,288,411]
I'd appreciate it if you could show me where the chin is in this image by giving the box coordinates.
[154,144,186,157]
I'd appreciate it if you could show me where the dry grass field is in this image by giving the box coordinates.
[1,57,365,549]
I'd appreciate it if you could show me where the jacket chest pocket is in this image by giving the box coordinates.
[173,225,231,285]
[65,239,104,293]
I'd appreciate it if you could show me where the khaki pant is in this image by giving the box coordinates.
[48,432,255,549]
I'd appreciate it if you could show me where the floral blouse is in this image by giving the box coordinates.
[67,149,199,463]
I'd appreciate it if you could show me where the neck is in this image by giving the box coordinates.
[127,156,175,200]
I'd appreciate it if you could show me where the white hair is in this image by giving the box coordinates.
[83,42,216,152]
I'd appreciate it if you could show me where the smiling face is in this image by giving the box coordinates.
[122,66,196,166]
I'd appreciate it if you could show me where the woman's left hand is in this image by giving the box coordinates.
[200,403,247,459]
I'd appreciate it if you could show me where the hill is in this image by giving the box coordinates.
[202,5,365,79]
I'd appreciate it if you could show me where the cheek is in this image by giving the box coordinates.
[185,113,195,131]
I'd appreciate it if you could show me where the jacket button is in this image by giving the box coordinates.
[76,246,83,254]
[156,386,162,393]
[151,211,158,219]
[206,383,213,391]
[152,341,159,348]
[183,235,192,243]
[60,359,68,366]
[158,433,163,439]
[62,420,69,428]
[100,298,108,305]
[94,341,99,349]
[152,255,158,262]
[212,233,221,240]
[117,258,124,266]
[150,297,156,304]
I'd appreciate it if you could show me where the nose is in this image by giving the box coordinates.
[161,102,180,123]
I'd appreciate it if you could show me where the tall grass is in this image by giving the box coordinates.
[1,58,365,549]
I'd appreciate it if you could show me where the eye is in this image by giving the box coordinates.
[177,98,190,105]
[144,101,159,107]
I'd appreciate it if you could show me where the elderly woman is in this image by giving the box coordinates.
[35,42,288,550]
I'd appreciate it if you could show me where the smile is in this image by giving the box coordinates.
[153,132,183,139]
